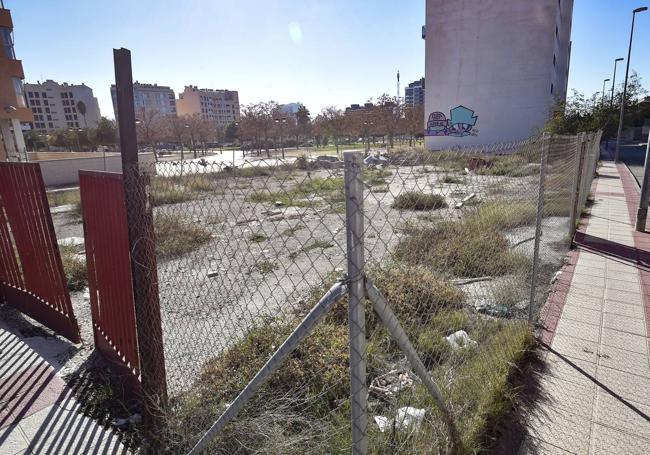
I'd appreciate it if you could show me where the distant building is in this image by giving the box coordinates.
[0,3,31,161]
[345,102,374,113]
[176,86,240,128]
[424,0,574,148]
[405,78,425,106]
[24,80,101,132]
[110,82,177,119]
[279,103,301,116]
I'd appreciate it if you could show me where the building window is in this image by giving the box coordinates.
[553,54,556,66]
[48,122,54,129]
[1,27,16,59]
[45,107,50,113]
[11,78,27,108]
[551,83,554,94]
[42,92,47,98]
[68,92,73,98]
[556,25,558,37]
[47,115,52,121]
[34,92,40,98]
[43,99,48,106]
[28,91,33,98]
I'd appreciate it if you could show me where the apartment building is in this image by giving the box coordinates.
[24,80,101,132]
[110,82,177,119]
[404,78,425,107]
[176,86,240,128]
[0,2,31,161]
[424,0,574,148]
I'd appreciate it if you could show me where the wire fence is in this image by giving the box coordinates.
[126,131,601,453]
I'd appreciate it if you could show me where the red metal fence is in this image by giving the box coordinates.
[0,162,80,343]
[79,170,140,392]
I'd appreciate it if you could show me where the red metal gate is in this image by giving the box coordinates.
[0,162,80,343]
[79,170,140,392]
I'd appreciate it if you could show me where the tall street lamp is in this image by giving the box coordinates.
[610,57,624,109]
[274,117,287,159]
[602,79,610,104]
[615,6,648,162]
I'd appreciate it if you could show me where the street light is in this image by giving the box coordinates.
[615,6,648,162]
[274,117,287,159]
[363,120,374,155]
[610,57,624,109]
[233,122,239,165]
[602,79,610,104]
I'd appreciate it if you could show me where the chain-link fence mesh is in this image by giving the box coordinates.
[127,132,600,453]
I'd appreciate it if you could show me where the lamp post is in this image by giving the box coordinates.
[610,57,624,109]
[602,79,610,104]
[363,120,374,156]
[615,6,648,162]
[233,121,239,166]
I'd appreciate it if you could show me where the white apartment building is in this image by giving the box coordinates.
[24,80,101,132]
[110,82,176,119]
[424,0,574,149]
[176,86,240,128]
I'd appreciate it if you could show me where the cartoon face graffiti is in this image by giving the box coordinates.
[425,105,478,137]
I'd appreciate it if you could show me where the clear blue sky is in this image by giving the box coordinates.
[8,0,650,119]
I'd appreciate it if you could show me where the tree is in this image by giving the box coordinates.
[373,94,401,148]
[317,106,345,156]
[225,121,239,142]
[295,104,311,147]
[91,117,118,148]
[164,114,189,160]
[76,101,88,128]
[136,108,165,161]
[404,104,424,146]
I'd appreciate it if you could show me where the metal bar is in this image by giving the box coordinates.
[343,150,368,455]
[528,133,550,323]
[636,132,650,231]
[364,279,461,452]
[188,281,348,455]
[113,48,167,452]
[568,133,586,240]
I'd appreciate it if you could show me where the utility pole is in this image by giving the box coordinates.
[635,134,650,231]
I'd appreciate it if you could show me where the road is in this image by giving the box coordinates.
[608,141,647,186]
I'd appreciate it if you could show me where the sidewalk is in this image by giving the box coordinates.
[523,161,650,454]
[0,323,129,454]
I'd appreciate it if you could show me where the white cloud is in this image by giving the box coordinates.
[289,22,303,45]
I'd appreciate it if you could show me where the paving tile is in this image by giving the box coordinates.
[604,288,644,305]
[558,305,602,326]
[537,376,595,418]
[518,436,574,454]
[597,345,650,378]
[594,391,650,439]
[597,366,650,406]
[605,277,641,291]
[565,285,605,300]
[573,264,606,278]
[603,300,645,318]
[550,333,599,363]
[544,350,598,386]
[563,293,603,312]
[590,423,650,455]
[526,405,591,454]
[602,312,647,336]
[0,424,30,455]
[555,319,601,344]
[600,328,649,355]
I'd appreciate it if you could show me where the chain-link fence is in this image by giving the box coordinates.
[127,131,600,453]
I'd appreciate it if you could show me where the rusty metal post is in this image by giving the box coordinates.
[113,48,167,453]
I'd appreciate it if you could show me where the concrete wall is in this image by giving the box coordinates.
[424,0,574,149]
[36,152,155,187]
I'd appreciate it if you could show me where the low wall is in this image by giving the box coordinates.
[35,152,156,187]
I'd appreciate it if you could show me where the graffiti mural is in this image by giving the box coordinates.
[425,105,478,137]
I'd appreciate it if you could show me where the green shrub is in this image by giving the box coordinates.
[60,245,87,292]
[154,213,213,259]
[392,192,447,211]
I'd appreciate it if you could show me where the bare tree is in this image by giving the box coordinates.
[404,104,424,146]
[373,94,401,148]
[164,114,188,160]
[317,106,345,156]
[136,108,165,161]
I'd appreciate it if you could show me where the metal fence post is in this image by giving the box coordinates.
[528,133,550,323]
[114,48,168,453]
[344,151,368,455]
[568,133,587,240]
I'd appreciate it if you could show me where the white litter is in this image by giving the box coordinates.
[551,270,562,284]
[374,407,426,433]
[57,237,84,247]
[444,330,477,349]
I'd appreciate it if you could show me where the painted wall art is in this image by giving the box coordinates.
[425,105,478,137]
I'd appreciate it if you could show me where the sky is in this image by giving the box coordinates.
[8,0,650,119]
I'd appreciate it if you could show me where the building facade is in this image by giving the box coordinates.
[0,3,31,161]
[405,78,425,106]
[110,82,177,119]
[24,80,101,132]
[176,86,240,128]
[424,0,574,149]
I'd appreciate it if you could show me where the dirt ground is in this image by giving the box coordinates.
[36,159,573,395]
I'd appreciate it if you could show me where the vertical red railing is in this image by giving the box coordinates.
[0,162,80,343]
[79,170,140,391]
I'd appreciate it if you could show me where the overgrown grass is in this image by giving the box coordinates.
[247,177,344,209]
[249,232,268,243]
[154,213,213,259]
[288,240,334,260]
[151,177,197,206]
[474,154,538,177]
[255,260,276,274]
[60,244,87,292]
[47,189,81,207]
[441,174,464,184]
[392,192,447,211]
[167,265,535,454]
[281,225,304,237]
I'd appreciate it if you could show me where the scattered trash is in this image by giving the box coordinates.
[551,270,562,284]
[207,270,219,278]
[112,413,142,429]
[57,237,84,248]
[454,192,476,209]
[444,330,477,349]
[274,200,284,207]
[475,299,513,318]
[374,407,426,433]
[369,370,415,400]
[463,167,470,175]
[364,155,388,167]
[82,288,90,302]
[334,267,344,273]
